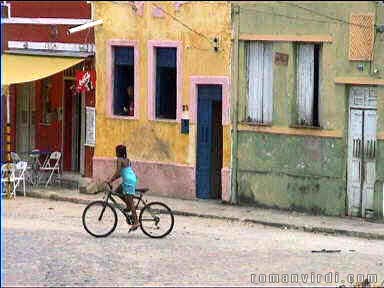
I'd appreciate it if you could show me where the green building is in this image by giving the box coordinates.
[230,1,384,218]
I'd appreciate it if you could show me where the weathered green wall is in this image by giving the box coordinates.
[237,133,346,215]
[233,2,384,217]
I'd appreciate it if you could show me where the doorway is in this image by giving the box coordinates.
[347,86,377,218]
[16,83,36,157]
[63,80,82,172]
[196,84,223,200]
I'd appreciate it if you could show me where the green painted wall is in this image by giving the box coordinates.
[237,132,346,215]
[233,2,384,217]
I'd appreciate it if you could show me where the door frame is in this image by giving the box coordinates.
[63,77,86,174]
[189,76,230,199]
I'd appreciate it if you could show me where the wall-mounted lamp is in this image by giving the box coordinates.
[213,37,219,52]
[357,64,364,72]
[376,24,384,33]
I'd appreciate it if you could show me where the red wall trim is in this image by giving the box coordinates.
[10,1,91,19]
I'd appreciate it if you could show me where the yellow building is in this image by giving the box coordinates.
[92,1,232,200]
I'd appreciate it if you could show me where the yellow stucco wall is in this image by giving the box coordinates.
[94,1,232,167]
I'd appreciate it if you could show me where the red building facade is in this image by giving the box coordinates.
[2,1,95,177]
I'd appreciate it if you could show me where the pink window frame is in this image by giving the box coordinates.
[147,40,182,122]
[106,39,140,120]
[189,76,231,125]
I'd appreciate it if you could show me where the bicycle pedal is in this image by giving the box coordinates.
[128,226,139,233]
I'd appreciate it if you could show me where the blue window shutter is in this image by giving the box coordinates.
[114,47,134,65]
[156,47,177,68]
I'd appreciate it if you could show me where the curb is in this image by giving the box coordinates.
[26,192,384,241]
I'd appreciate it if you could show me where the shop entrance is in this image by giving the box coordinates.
[63,79,83,172]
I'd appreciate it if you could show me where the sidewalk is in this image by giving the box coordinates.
[25,187,384,240]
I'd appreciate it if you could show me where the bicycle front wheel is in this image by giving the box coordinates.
[139,202,174,238]
[82,201,118,237]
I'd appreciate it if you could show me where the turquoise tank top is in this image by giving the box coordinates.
[120,166,137,195]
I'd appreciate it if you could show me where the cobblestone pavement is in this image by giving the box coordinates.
[4,198,384,287]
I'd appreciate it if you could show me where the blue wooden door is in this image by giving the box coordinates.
[196,85,222,199]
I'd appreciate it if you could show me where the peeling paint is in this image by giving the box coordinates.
[234,2,384,216]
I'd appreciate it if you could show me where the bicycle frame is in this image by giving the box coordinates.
[101,184,160,225]
[102,184,146,217]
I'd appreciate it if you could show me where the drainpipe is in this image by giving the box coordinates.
[230,5,240,205]
[3,85,11,162]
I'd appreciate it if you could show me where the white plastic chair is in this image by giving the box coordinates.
[1,163,16,198]
[39,151,61,187]
[14,161,27,196]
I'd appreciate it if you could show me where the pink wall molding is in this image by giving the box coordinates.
[147,40,183,122]
[189,76,231,125]
[106,39,140,120]
[174,2,187,11]
[93,157,195,199]
[221,167,231,202]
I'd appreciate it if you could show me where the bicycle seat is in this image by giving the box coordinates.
[135,188,149,193]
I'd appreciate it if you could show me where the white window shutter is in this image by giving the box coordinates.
[247,41,264,122]
[297,44,314,125]
[262,42,273,124]
[247,41,273,124]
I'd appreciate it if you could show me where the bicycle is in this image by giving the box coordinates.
[82,182,174,238]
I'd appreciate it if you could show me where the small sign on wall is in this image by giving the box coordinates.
[274,52,289,66]
[76,70,96,93]
[181,105,189,134]
[85,106,96,147]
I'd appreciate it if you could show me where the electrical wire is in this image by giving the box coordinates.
[278,1,378,73]
[279,1,377,29]
[239,6,335,25]
[151,3,212,45]
[369,30,377,75]
[369,3,379,76]
[110,1,217,51]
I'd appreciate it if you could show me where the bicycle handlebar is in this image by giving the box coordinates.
[106,182,112,190]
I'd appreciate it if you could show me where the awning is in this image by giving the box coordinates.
[1,53,84,86]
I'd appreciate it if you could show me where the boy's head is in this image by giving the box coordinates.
[115,144,127,158]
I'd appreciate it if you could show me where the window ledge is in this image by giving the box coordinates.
[39,122,52,126]
[241,121,272,127]
[149,118,179,124]
[289,124,322,130]
[107,115,138,120]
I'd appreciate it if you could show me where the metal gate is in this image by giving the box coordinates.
[347,86,377,218]
[16,83,35,156]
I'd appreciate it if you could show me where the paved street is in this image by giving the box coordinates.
[4,198,384,287]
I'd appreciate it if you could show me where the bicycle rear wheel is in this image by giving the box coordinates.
[139,202,174,238]
[82,201,118,237]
